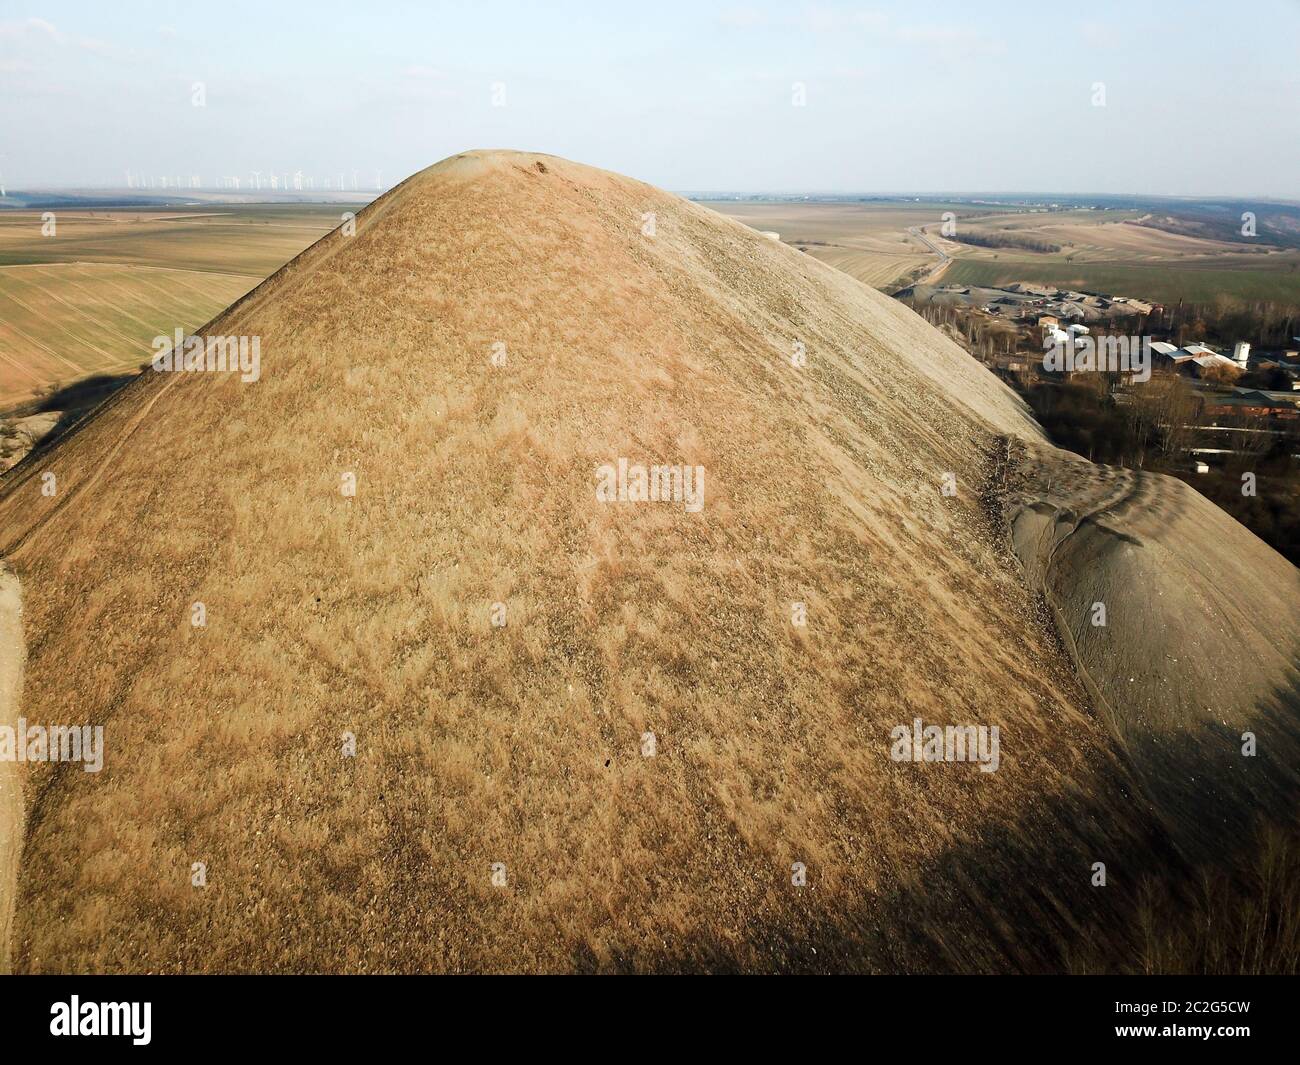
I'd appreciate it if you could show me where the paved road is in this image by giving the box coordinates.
[907,224,952,284]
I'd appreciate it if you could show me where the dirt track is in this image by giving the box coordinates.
[0,563,23,973]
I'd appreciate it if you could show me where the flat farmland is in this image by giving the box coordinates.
[0,205,349,273]
[807,247,934,287]
[704,201,1002,289]
[711,200,1300,309]
[0,205,350,408]
[941,257,1300,306]
[0,263,254,404]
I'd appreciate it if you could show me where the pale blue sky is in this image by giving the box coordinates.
[2,0,1297,196]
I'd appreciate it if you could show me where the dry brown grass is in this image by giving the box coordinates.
[0,151,1292,973]
[1067,820,1300,975]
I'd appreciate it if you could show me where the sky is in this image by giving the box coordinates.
[1,0,1298,197]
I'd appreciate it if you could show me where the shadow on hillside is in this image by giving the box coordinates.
[31,371,138,417]
[597,656,1300,974]
[5,372,139,469]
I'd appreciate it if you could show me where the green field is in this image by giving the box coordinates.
[0,205,348,407]
[942,257,1300,307]
[0,263,255,402]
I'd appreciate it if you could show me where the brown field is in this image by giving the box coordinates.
[807,248,934,287]
[950,210,1291,265]
[704,201,961,288]
[2,152,1297,973]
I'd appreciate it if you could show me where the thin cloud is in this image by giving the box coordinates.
[718,7,769,28]
[0,17,64,43]
[0,17,129,60]
[799,7,889,33]
[895,24,1007,57]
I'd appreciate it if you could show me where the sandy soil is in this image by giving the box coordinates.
[998,441,1300,864]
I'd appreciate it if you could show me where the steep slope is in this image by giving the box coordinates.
[0,151,1290,973]
[1002,442,1300,864]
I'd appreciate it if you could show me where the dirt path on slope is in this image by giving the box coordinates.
[0,563,24,973]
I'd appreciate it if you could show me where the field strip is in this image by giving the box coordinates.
[166,220,337,231]
[0,346,47,384]
[76,262,246,307]
[27,266,156,332]
[136,269,235,303]
[120,273,236,320]
[66,265,241,330]
[0,261,263,280]
[66,263,225,314]
[0,305,91,371]
[59,270,196,334]
[15,274,149,346]
[147,213,231,221]
[0,290,122,367]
